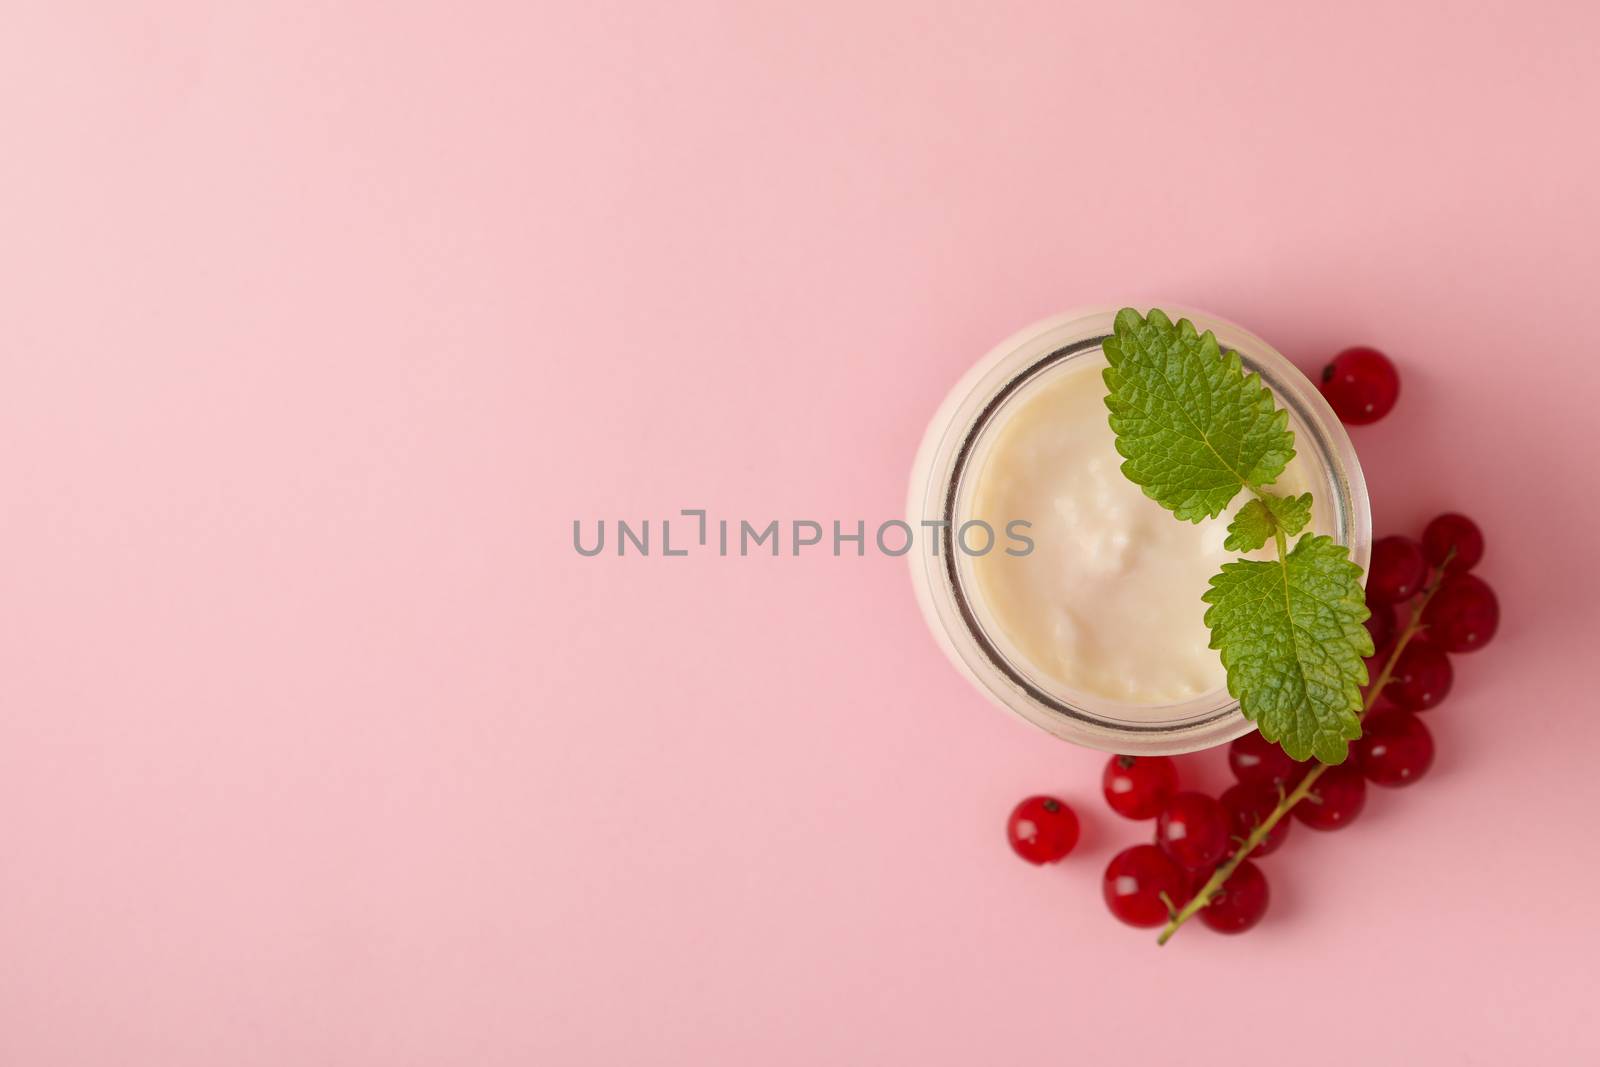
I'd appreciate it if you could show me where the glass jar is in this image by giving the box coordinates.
[907,307,1370,755]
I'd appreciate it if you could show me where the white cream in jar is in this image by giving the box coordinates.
[962,355,1323,708]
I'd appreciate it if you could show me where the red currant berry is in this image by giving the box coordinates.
[1383,639,1453,711]
[1423,574,1499,652]
[1220,781,1292,858]
[1156,792,1230,870]
[1294,763,1366,830]
[1357,712,1435,787]
[1421,513,1484,574]
[1367,536,1427,605]
[1320,346,1399,425]
[1006,796,1080,865]
[1199,859,1270,934]
[1103,844,1187,927]
[1101,754,1178,820]
[1228,731,1307,787]
[1365,602,1397,653]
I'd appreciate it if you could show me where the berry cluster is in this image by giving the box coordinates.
[1099,754,1276,934]
[1002,346,1505,943]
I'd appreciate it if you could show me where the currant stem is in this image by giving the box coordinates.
[1154,552,1455,947]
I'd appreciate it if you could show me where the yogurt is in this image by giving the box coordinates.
[963,355,1321,707]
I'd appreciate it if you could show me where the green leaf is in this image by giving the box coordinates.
[1202,534,1375,763]
[1099,307,1372,765]
[1102,308,1297,522]
[1224,492,1314,553]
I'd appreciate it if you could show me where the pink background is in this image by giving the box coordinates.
[3,2,1598,1063]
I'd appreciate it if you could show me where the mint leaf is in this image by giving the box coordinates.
[1102,308,1297,522]
[1101,307,1372,764]
[1202,534,1374,763]
[1224,492,1314,553]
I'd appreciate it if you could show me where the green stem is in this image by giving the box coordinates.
[1155,553,1453,947]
